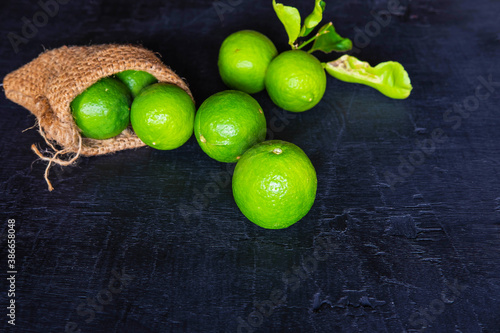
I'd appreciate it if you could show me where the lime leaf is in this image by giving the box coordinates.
[273,0,301,47]
[300,0,326,37]
[324,55,413,99]
[309,22,352,53]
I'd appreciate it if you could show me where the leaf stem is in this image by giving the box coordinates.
[296,29,330,50]
[296,33,319,50]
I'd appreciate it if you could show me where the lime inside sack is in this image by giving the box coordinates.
[131,83,195,150]
[70,77,132,140]
[71,70,158,140]
[115,70,158,98]
[70,71,196,151]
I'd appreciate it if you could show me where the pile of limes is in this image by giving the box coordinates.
[71,0,412,230]
[195,25,323,229]
[218,30,327,112]
[209,25,328,228]
[71,70,195,150]
[193,90,317,230]
[209,0,411,229]
[210,27,325,230]
[71,69,316,229]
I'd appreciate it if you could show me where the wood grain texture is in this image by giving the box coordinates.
[1,0,499,332]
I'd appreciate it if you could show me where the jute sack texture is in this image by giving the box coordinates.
[3,44,192,190]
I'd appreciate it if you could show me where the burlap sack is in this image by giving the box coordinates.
[3,44,192,190]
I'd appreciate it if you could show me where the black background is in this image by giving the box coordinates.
[1,0,500,332]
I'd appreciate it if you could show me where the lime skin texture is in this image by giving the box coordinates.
[115,70,158,98]
[218,30,278,94]
[265,50,327,112]
[232,140,317,229]
[130,83,196,150]
[194,90,267,163]
[70,77,132,140]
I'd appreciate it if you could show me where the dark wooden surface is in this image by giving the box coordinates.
[1,0,499,332]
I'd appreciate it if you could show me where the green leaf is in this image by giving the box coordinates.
[309,22,352,53]
[273,0,301,47]
[324,55,413,99]
[300,0,326,37]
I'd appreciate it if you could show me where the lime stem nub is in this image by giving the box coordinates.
[272,148,283,155]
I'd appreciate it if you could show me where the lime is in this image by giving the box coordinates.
[70,77,132,140]
[130,83,195,150]
[115,70,158,98]
[265,50,326,112]
[218,30,278,94]
[194,90,266,163]
[232,140,317,229]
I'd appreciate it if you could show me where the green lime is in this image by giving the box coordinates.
[194,90,266,163]
[232,140,317,229]
[218,30,278,94]
[70,77,132,140]
[265,50,326,112]
[115,70,158,98]
[130,83,195,150]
